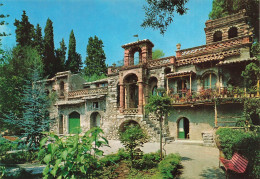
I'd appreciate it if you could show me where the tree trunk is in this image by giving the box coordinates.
[160,116,163,160]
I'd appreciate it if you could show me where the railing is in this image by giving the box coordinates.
[169,87,259,104]
[68,87,108,98]
[123,108,139,115]
[147,56,174,68]
[179,36,248,57]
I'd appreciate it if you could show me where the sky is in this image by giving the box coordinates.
[1,0,213,66]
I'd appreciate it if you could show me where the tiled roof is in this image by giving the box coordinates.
[121,39,154,48]
[166,71,196,78]
[217,57,258,66]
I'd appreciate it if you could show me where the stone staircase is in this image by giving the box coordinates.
[142,117,174,143]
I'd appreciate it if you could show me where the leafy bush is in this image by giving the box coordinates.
[216,128,260,178]
[0,136,13,156]
[100,154,121,167]
[117,148,130,160]
[39,127,108,179]
[158,154,181,179]
[133,151,161,170]
[0,151,37,164]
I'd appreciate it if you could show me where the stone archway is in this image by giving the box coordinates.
[177,117,190,139]
[119,120,140,133]
[124,74,139,108]
[90,112,101,128]
[69,111,80,134]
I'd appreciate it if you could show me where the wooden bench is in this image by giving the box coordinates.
[219,152,248,179]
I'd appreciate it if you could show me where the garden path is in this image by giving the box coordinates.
[102,140,226,179]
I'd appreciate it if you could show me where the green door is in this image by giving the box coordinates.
[178,118,185,139]
[69,112,80,134]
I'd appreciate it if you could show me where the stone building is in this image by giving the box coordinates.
[46,10,257,144]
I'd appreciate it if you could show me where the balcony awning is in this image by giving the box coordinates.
[166,71,196,78]
[216,57,257,66]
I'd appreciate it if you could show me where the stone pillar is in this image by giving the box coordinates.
[138,82,143,114]
[119,84,125,113]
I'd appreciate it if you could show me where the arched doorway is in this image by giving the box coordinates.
[177,117,189,139]
[119,120,140,133]
[124,74,139,108]
[90,112,101,128]
[59,114,63,134]
[149,77,158,95]
[69,112,80,134]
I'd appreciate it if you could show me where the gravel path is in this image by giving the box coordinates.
[102,140,225,179]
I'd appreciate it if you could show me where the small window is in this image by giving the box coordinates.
[228,27,238,39]
[213,31,222,42]
[93,102,99,109]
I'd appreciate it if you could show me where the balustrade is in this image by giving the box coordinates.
[68,87,108,98]
[123,108,139,115]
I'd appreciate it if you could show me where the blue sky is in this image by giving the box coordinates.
[1,0,213,66]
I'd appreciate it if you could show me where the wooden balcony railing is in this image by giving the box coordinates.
[169,87,259,104]
[68,87,108,98]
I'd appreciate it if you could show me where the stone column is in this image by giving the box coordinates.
[119,84,125,113]
[138,82,143,114]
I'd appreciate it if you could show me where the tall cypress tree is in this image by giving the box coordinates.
[34,24,44,56]
[84,36,107,77]
[14,11,34,47]
[66,30,82,73]
[43,18,56,77]
[55,38,67,72]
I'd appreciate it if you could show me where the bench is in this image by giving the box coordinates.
[219,152,248,178]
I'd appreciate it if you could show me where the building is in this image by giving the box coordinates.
[46,10,257,145]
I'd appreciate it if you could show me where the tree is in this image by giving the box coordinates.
[43,18,56,77]
[66,30,82,73]
[84,36,107,77]
[0,3,10,58]
[152,49,165,59]
[55,38,67,72]
[14,11,34,47]
[141,0,188,34]
[34,24,44,56]
[145,90,171,159]
[119,125,147,167]
[4,68,51,151]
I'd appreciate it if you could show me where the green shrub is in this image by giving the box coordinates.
[216,128,260,178]
[158,154,181,179]
[133,151,161,170]
[0,136,16,156]
[100,154,121,167]
[117,148,130,160]
[0,151,37,164]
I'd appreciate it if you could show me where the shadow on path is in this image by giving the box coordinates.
[181,157,192,161]
[200,167,225,179]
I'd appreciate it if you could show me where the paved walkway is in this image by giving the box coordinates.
[102,140,225,179]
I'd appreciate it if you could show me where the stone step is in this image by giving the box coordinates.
[174,140,204,146]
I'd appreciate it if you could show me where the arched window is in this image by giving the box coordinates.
[134,51,141,65]
[59,114,63,134]
[228,27,238,39]
[213,31,222,42]
[60,81,64,96]
[90,112,101,128]
[203,73,217,89]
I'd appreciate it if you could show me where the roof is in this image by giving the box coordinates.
[217,57,258,66]
[166,71,196,78]
[121,39,154,48]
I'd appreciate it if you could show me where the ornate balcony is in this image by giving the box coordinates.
[68,87,108,99]
[123,108,139,115]
[169,87,259,105]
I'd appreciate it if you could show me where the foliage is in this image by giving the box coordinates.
[0,3,10,58]
[43,18,56,77]
[83,73,107,82]
[132,151,161,170]
[66,30,82,73]
[119,125,147,167]
[55,38,67,73]
[34,24,44,56]
[141,0,188,34]
[0,47,43,132]
[39,127,108,179]
[14,11,34,47]
[244,98,260,125]
[216,128,260,178]
[0,166,6,179]
[241,62,260,88]
[0,136,14,156]
[152,49,165,59]
[209,0,259,40]
[84,35,107,77]
[0,151,38,164]
[251,42,260,58]
[158,153,181,179]
[4,69,51,151]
